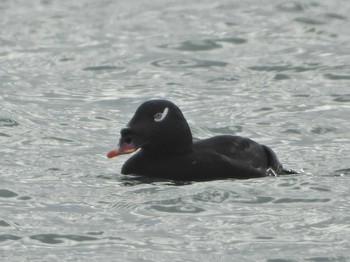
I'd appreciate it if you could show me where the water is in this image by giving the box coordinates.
[1,0,350,261]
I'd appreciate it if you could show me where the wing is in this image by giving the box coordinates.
[193,135,271,171]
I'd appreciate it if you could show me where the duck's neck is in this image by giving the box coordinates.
[143,129,193,157]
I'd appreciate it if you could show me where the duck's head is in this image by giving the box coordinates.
[107,100,193,158]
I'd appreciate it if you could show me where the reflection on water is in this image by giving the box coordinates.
[1,0,350,260]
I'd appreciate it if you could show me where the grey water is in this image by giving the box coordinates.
[1,0,350,261]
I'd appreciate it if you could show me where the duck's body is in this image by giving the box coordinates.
[107,100,295,181]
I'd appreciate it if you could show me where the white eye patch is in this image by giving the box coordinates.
[154,107,169,122]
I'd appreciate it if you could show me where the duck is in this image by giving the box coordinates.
[107,99,296,181]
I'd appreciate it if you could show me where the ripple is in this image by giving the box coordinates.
[18,196,32,200]
[276,2,304,12]
[216,37,247,44]
[248,64,321,72]
[323,13,347,20]
[0,220,11,227]
[82,65,125,71]
[307,256,348,262]
[273,198,330,204]
[256,107,273,112]
[151,58,228,68]
[150,204,205,213]
[30,233,98,244]
[207,76,239,83]
[47,167,62,172]
[0,189,18,198]
[332,94,350,103]
[311,126,337,135]
[332,168,350,176]
[192,189,231,203]
[86,231,104,236]
[0,132,11,137]
[309,186,331,192]
[294,17,326,25]
[282,129,302,135]
[159,37,247,52]
[59,57,75,62]
[160,40,222,51]
[324,73,350,80]
[43,136,75,143]
[233,195,275,204]
[147,197,205,214]
[0,234,22,242]
[274,73,290,80]
[0,117,19,127]
[111,201,141,212]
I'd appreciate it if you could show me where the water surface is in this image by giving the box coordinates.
[1,0,350,261]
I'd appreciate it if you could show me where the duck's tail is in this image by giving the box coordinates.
[262,145,299,176]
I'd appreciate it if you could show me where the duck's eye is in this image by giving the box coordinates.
[154,107,169,122]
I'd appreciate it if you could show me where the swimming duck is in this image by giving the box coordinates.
[107,100,296,181]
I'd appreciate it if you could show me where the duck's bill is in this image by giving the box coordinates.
[107,142,137,158]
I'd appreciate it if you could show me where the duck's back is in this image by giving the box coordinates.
[194,135,266,165]
[192,135,283,179]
